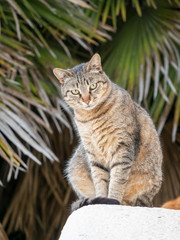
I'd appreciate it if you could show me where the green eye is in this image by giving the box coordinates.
[90,83,97,90]
[71,89,80,95]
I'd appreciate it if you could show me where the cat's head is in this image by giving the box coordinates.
[53,53,111,110]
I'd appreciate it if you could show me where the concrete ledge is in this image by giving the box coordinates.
[60,205,180,240]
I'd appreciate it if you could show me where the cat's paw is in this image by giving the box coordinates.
[71,197,120,212]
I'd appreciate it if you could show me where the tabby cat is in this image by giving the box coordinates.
[53,53,163,209]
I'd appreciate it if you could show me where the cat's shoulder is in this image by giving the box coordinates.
[112,82,131,98]
[114,83,150,116]
[133,101,150,116]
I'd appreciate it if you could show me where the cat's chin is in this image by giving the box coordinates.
[83,104,97,110]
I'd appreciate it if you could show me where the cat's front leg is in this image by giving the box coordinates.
[88,154,109,197]
[108,151,134,203]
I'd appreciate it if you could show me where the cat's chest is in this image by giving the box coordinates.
[76,120,119,159]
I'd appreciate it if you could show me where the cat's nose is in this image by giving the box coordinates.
[82,96,91,105]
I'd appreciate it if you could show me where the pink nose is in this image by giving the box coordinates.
[82,96,91,104]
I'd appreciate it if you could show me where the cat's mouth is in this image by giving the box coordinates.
[82,101,96,110]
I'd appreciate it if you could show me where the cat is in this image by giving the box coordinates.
[53,53,163,209]
[161,196,180,210]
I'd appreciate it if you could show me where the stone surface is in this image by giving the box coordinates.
[59,205,180,240]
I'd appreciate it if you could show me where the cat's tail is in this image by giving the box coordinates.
[71,197,120,212]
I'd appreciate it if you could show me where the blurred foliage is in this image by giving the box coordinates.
[102,1,180,141]
[0,0,107,183]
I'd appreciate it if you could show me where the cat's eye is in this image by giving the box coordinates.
[90,83,97,90]
[71,89,80,95]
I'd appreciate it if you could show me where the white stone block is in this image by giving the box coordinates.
[60,205,180,240]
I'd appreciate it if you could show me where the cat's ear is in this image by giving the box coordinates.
[53,68,73,83]
[86,53,102,72]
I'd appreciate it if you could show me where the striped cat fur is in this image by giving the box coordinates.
[53,54,163,207]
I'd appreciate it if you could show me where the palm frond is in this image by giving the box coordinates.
[2,0,111,55]
[154,122,180,206]
[0,36,77,182]
[88,0,180,28]
[102,2,180,140]
[2,130,76,240]
[1,0,104,182]
[0,224,9,240]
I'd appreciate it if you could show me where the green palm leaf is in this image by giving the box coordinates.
[101,2,180,140]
